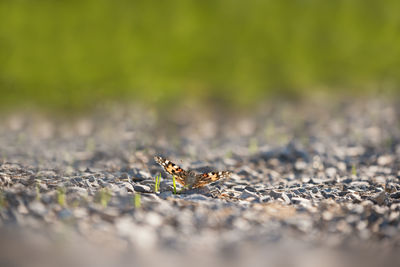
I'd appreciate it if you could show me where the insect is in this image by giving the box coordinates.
[154,156,231,189]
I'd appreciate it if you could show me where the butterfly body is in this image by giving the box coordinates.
[154,156,231,189]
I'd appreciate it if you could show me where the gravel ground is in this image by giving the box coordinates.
[0,99,400,267]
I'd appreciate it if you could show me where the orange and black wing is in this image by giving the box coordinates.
[154,156,187,186]
[192,171,231,188]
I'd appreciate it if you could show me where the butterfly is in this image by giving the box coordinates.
[154,156,231,189]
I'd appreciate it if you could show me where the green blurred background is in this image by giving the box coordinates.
[1,0,400,112]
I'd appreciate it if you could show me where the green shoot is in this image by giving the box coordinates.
[172,175,177,194]
[351,164,357,176]
[57,187,66,207]
[99,188,112,208]
[134,193,141,208]
[154,174,161,193]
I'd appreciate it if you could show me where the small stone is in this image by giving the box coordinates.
[244,186,257,192]
[298,188,306,193]
[260,195,271,203]
[350,181,369,190]
[281,192,291,204]
[239,190,258,200]
[390,192,400,199]
[321,191,335,199]
[341,178,353,184]
[159,191,173,199]
[312,187,319,193]
[182,194,209,202]
[310,178,324,184]
[29,201,47,217]
[58,209,73,220]
[269,190,282,199]
[123,182,134,193]
[17,203,29,214]
[130,169,152,182]
[133,184,151,193]
[377,155,393,166]
[385,183,396,193]
[373,191,386,205]
[322,211,334,220]
[233,186,245,192]
[350,193,362,203]
[144,212,163,227]
[325,167,337,178]
[291,197,311,208]
[120,172,131,182]
[67,186,88,196]
[295,161,307,171]
[71,177,83,183]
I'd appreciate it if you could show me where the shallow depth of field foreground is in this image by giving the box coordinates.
[0,99,399,267]
[1,1,400,266]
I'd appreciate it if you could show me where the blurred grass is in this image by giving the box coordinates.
[1,0,400,112]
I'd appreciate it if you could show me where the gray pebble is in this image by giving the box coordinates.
[281,192,291,204]
[29,201,47,217]
[181,194,209,202]
[390,192,400,199]
[159,191,173,199]
[239,190,258,200]
[133,184,152,193]
[269,190,282,199]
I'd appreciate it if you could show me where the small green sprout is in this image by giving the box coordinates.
[35,181,41,201]
[134,193,141,208]
[99,188,112,208]
[172,175,177,194]
[351,164,357,176]
[57,187,66,207]
[154,174,161,193]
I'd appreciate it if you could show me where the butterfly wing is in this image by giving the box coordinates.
[192,171,231,188]
[154,156,187,186]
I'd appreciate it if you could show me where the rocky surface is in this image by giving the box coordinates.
[0,99,399,267]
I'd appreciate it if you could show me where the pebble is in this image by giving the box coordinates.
[373,191,386,205]
[390,192,400,199]
[268,190,282,199]
[130,169,152,181]
[133,184,152,193]
[181,194,209,202]
[29,201,47,217]
[123,182,134,193]
[239,190,258,200]
[281,192,291,204]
